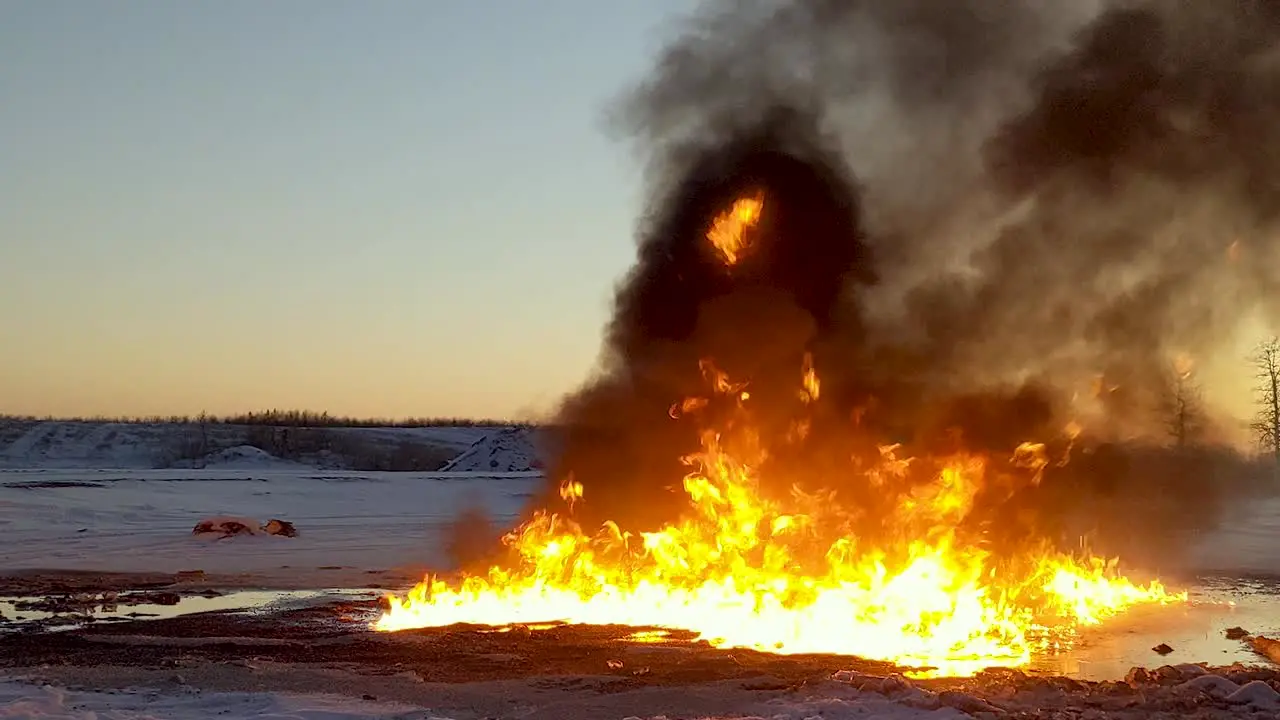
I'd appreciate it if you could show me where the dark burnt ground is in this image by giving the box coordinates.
[0,570,187,596]
[0,596,901,689]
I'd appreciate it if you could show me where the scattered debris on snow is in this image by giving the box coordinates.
[192,516,298,539]
[9,591,181,615]
[262,518,298,538]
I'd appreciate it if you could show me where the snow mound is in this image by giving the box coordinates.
[197,445,306,469]
[441,427,542,472]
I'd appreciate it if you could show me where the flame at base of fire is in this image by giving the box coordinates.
[375,436,1185,677]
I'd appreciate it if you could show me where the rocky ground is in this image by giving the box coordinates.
[2,582,1279,720]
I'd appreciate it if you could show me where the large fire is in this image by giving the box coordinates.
[375,194,1186,677]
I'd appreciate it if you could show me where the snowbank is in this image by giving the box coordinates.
[176,445,308,470]
[440,427,543,472]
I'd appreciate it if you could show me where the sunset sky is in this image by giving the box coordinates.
[2,0,692,420]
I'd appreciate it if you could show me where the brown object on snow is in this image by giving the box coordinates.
[1225,626,1250,640]
[192,516,298,539]
[263,519,298,537]
[1249,635,1280,664]
[192,518,258,538]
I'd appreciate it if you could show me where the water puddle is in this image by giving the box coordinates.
[0,588,378,632]
[1030,576,1280,679]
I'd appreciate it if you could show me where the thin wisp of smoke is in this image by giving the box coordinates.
[516,0,1280,574]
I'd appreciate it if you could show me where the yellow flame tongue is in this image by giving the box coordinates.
[707,194,764,266]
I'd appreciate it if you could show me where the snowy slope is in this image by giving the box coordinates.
[0,420,499,470]
[440,427,545,472]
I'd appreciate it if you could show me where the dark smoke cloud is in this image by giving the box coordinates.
[521,0,1280,571]
[540,105,874,531]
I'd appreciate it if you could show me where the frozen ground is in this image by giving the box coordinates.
[3,660,1280,719]
[0,678,449,720]
[0,466,538,589]
[0,674,996,720]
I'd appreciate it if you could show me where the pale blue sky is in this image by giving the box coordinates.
[1,0,692,419]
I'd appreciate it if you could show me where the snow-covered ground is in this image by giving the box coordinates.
[0,466,539,587]
[0,420,550,587]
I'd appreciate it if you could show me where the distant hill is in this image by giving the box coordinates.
[0,418,511,471]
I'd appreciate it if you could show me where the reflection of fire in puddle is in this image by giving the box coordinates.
[1030,577,1280,680]
[0,589,378,632]
[404,577,1279,681]
[625,629,676,644]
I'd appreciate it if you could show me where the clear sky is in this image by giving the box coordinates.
[1,0,693,420]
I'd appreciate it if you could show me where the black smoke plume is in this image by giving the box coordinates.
[519,0,1280,573]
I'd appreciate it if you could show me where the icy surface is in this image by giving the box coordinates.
[1188,495,1280,576]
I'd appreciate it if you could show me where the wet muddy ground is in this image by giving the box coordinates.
[3,572,1280,719]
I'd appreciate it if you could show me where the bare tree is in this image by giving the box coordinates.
[1251,338,1280,462]
[1160,356,1204,448]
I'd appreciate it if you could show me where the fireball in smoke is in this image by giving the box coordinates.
[706,192,764,266]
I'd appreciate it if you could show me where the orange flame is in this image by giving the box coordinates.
[707,193,764,266]
[375,360,1184,677]
[800,352,820,403]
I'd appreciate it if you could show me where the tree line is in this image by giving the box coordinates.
[1163,337,1280,461]
[0,409,530,428]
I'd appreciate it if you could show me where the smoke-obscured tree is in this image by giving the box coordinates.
[1251,338,1280,462]
[1159,358,1204,449]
